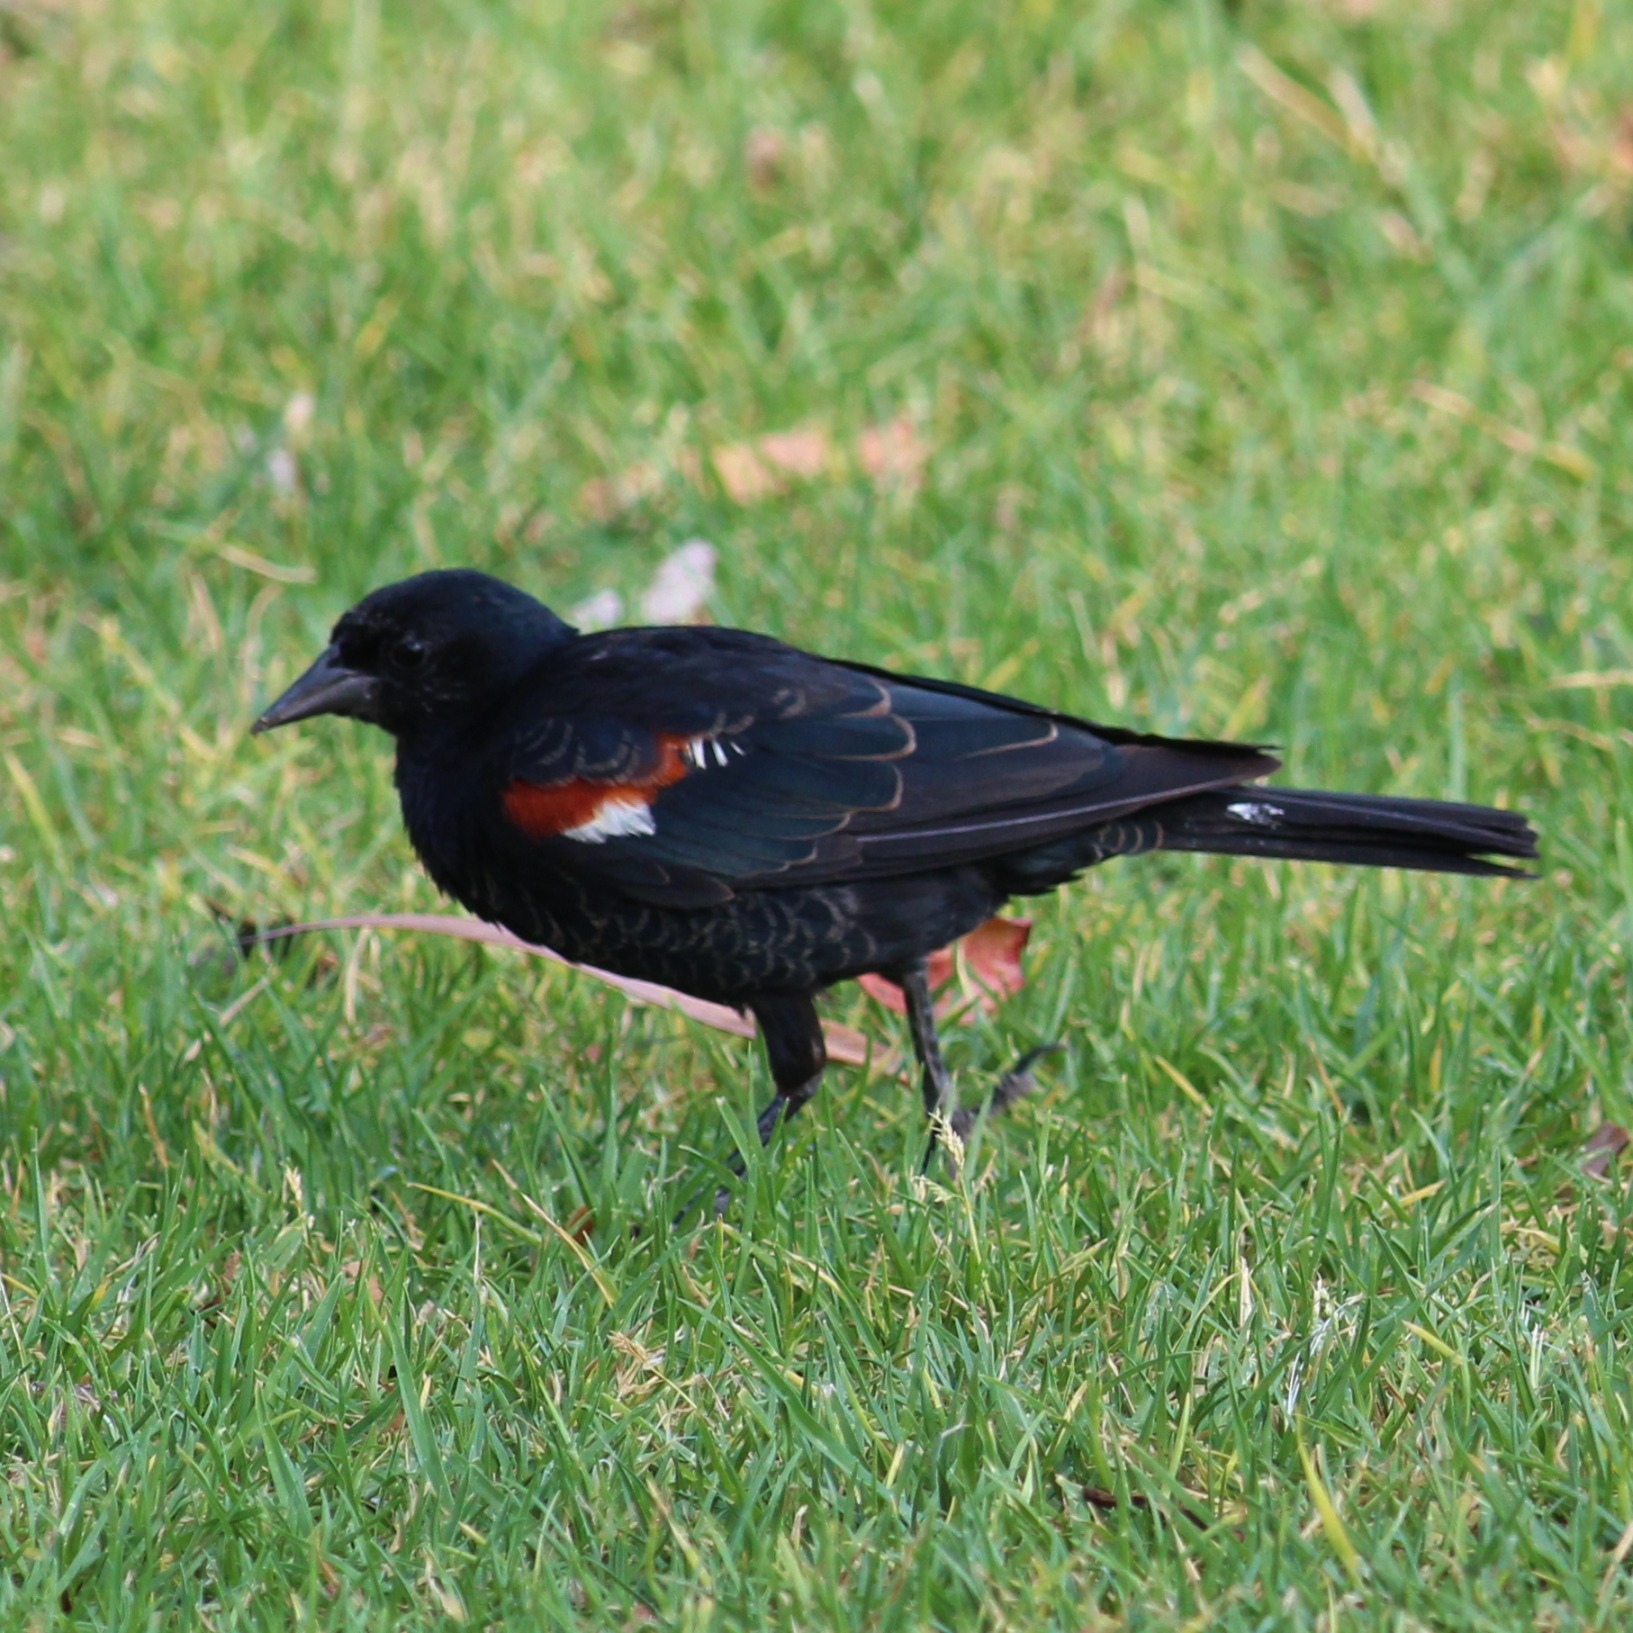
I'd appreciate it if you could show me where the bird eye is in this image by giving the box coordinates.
[391,635,429,671]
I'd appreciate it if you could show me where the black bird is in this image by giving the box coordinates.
[254,569,1536,1189]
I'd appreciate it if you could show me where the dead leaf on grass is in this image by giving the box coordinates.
[858,915,1032,1019]
[758,426,832,478]
[855,416,929,490]
[578,417,925,517]
[579,452,700,521]
[1583,1122,1629,1179]
[745,126,786,191]
[711,441,781,504]
[244,912,876,1066]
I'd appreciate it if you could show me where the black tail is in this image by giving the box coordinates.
[1153,787,1538,878]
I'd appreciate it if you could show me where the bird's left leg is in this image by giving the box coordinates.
[897,958,1058,1166]
[674,992,826,1225]
[896,960,961,1166]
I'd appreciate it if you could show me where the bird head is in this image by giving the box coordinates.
[253,569,577,740]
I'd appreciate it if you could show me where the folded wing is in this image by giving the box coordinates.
[492,629,1277,906]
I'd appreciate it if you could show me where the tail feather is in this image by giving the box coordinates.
[1153,787,1539,878]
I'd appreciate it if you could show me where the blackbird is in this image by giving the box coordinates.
[254,569,1536,1188]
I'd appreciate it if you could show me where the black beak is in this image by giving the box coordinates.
[252,645,379,734]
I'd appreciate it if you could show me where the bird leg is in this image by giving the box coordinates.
[673,992,827,1226]
[897,959,955,1126]
[965,1042,1063,1136]
[898,960,1061,1167]
[895,959,964,1170]
[749,989,827,1141]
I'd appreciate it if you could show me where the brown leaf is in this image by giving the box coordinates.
[339,1257,385,1307]
[578,460,663,521]
[196,1249,242,1316]
[1584,1122,1629,1179]
[858,915,1032,1020]
[744,127,786,191]
[711,442,779,504]
[858,959,947,1017]
[855,416,929,489]
[1616,109,1633,177]
[757,426,831,478]
[578,451,701,520]
[1081,266,1130,350]
[578,417,925,518]
[956,914,1033,1006]
[1080,1481,1213,1532]
[710,426,833,504]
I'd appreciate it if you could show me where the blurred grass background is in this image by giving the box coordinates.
[2,0,1632,1625]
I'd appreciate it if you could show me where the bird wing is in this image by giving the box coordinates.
[491,628,1278,907]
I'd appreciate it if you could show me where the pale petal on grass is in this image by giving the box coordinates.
[265,447,299,495]
[569,588,625,631]
[638,539,715,624]
[282,390,316,438]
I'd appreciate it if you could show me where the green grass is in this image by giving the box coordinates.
[3,0,1633,1624]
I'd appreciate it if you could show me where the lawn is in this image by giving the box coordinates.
[2,0,1632,1625]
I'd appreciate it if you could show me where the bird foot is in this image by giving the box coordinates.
[669,1088,805,1229]
[672,1160,745,1231]
[950,1039,1062,1138]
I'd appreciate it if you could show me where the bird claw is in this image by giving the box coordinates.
[987,1040,1064,1118]
[672,1160,746,1231]
[926,1040,1063,1164]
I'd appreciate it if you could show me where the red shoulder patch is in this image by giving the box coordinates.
[502,733,694,840]
[503,779,620,838]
